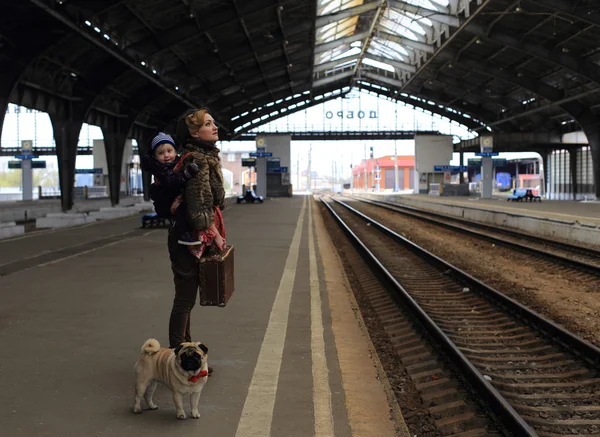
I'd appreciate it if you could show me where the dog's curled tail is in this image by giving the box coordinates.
[141,338,161,355]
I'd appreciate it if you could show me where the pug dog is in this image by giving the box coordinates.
[132,338,209,419]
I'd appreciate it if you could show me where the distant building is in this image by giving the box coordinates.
[220,150,252,194]
[352,155,415,190]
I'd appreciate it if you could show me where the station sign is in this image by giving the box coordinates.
[475,152,499,157]
[468,159,507,167]
[249,152,273,157]
[433,165,466,172]
[75,168,103,174]
[271,167,288,173]
[8,160,46,169]
[241,158,257,167]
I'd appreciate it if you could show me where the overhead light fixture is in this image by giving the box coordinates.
[562,47,569,53]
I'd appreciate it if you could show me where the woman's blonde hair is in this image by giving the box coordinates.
[184,108,211,136]
[175,107,212,145]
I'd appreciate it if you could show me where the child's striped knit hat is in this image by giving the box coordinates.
[151,132,176,151]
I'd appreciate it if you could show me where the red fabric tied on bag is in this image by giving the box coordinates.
[188,206,226,259]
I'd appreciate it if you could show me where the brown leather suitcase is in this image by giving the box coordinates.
[198,245,235,307]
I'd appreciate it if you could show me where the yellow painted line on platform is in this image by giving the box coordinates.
[235,196,306,437]
[308,199,335,437]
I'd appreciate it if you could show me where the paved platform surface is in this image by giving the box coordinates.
[0,196,405,437]
[0,196,142,223]
[361,192,600,225]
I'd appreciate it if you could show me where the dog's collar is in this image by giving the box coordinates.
[188,369,208,383]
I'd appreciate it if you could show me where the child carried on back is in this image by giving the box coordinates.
[141,132,201,246]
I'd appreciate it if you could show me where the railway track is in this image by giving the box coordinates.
[322,197,600,437]
[351,197,600,278]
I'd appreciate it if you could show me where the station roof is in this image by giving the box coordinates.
[2,0,600,141]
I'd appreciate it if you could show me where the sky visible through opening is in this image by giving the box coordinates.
[0,89,537,184]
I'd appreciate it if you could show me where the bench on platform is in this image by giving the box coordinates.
[507,188,542,202]
[236,190,264,204]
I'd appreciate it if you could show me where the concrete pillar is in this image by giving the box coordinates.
[586,133,600,198]
[255,157,266,198]
[481,157,493,199]
[21,159,33,201]
[570,149,578,199]
[539,149,549,196]
[459,151,465,184]
[50,116,82,212]
[101,129,127,207]
[580,124,600,199]
[136,131,154,202]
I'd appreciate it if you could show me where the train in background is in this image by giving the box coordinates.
[495,172,512,191]
[473,172,513,191]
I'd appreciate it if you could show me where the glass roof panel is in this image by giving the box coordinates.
[316,16,358,44]
[362,57,395,72]
[369,38,410,58]
[314,0,461,89]
[319,0,363,16]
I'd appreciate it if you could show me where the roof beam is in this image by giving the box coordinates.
[464,22,600,85]
[356,82,482,130]
[231,89,348,137]
[126,0,299,57]
[362,71,403,89]
[166,25,312,77]
[378,31,435,53]
[450,56,597,131]
[314,31,370,54]
[313,71,354,87]
[401,0,492,91]
[364,54,416,73]
[315,1,384,27]
[29,0,201,115]
[314,54,359,73]
[388,0,460,27]
[528,0,600,28]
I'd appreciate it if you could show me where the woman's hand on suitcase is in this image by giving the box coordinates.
[214,233,226,251]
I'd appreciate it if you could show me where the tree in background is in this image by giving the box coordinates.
[0,169,59,188]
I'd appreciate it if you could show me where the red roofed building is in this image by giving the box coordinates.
[352,155,415,190]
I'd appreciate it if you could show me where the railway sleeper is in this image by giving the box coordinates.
[470,359,576,370]
[464,352,567,363]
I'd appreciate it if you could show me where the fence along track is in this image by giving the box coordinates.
[353,197,600,278]
[325,197,600,437]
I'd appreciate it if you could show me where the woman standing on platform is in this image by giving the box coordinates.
[167,108,227,360]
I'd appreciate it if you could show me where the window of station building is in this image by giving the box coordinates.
[227,152,236,162]
[241,152,250,159]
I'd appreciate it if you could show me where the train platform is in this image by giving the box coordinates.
[352,192,600,247]
[0,196,144,223]
[0,196,408,437]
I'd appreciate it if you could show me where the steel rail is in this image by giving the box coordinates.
[322,197,539,436]
[355,197,600,276]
